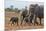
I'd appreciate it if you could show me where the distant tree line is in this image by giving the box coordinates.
[5,5,22,13]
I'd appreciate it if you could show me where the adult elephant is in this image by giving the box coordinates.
[29,4,44,25]
[34,5,44,25]
[20,6,28,25]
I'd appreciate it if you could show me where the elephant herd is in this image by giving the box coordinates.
[9,4,44,26]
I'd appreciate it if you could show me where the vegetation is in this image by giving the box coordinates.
[5,5,21,13]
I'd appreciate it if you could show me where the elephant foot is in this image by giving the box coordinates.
[34,22,39,26]
[39,24,43,26]
[29,23,32,26]
[20,23,22,25]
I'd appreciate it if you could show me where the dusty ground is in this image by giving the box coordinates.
[5,11,44,31]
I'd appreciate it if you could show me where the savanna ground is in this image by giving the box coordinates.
[5,11,44,31]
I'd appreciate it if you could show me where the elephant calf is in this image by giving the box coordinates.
[9,17,18,26]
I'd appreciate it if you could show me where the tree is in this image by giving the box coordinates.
[10,5,14,11]
[5,8,11,11]
[18,10,21,13]
[10,5,13,9]
[15,8,18,11]
[15,8,18,12]
[25,6,27,10]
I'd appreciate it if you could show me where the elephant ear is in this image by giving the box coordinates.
[34,6,40,14]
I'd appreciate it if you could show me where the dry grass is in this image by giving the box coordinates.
[5,11,44,31]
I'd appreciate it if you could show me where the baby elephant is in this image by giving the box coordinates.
[9,17,18,26]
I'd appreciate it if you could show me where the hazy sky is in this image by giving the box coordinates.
[5,0,44,9]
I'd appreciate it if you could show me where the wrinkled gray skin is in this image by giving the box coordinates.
[29,4,44,25]
[10,17,18,26]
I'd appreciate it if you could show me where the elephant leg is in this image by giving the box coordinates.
[30,14,34,24]
[34,16,38,25]
[21,16,24,25]
[21,16,25,25]
[17,21,18,26]
[21,18,23,25]
[11,22,14,26]
[34,15,36,25]
[30,18,32,23]
[39,18,42,25]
